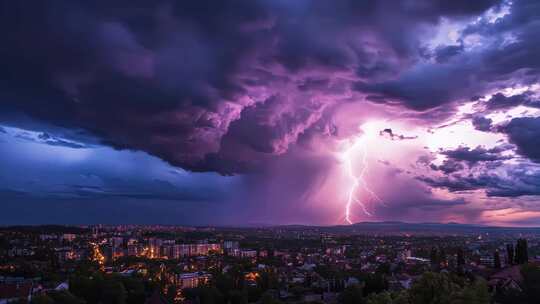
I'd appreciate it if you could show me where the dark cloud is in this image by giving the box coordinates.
[379,128,417,140]
[416,154,435,166]
[430,159,465,174]
[12,130,88,149]
[441,145,510,164]
[471,116,493,131]
[0,132,236,222]
[358,0,540,111]
[0,196,215,225]
[0,189,29,196]
[418,175,481,192]
[418,162,540,198]
[501,117,540,162]
[434,44,464,63]
[484,92,539,110]
[37,132,87,149]
[0,0,503,174]
[0,177,219,202]
[486,93,526,110]
[416,143,537,197]
[9,0,540,225]
[38,179,219,202]
[372,173,475,223]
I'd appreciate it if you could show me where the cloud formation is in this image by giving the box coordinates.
[0,0,508,174]
[1,0,540,225]
[379,128,418,141]
[441,145,510,164]
[472,116,493,131]
[501,117,540,162]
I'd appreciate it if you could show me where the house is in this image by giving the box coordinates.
[174,272,211,289]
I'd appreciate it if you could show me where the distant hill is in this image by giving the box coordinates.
[320,221,540,235]
[0,225,90,234]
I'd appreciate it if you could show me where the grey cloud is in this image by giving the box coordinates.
[419,162,540,197]
[501,116,540,162]
[357,0,540,114]
[430,159,465,174]
[434,44,464,63]
[472,116,493,131]
[38,133,87,149]
[14,131,88,149]
[379,128,418,140]
[484,92,539,111]
[0,0,503,174]
[441,145,510,164]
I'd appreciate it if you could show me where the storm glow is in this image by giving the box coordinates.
[340,123,385,224]
[1,0,540,226]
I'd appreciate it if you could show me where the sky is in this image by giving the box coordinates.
[1,0,540,226]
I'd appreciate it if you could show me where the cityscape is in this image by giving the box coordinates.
[0,224,539,304]
[2,0,540,303]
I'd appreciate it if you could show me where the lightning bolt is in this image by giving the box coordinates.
[341,136,384,224]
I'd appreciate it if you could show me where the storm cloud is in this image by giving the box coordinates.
[502,117,540,162]
[2,0,540,225]
[0,0,507,174]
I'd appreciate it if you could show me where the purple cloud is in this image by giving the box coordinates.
[0,0,506,174]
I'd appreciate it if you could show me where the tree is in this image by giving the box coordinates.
[48,291,86,304]
[515,239,529,264]
[430,247,439,270]
[100,279,127,304]
[247,286,264,303]
[69,274,100,304]
[506,244,514,265]
[228,265,245,290]
[451,279,490,304]
[494,251,501,269]
[198,286,224,304]
[409,272,458,304]
[457,248,465,268]
[409,272,490,304]
[257,269,279,290]
[339,284,364,304]
[521,264,540,304]
[439,247,447,267]
[365,292,392,304]
[515,241,522,264]
[31,295,55,304]
[212,273,234,297]
[120,277,145,304]
[166,286,177,304]
[363,273,388,296]
[365,291,408,304]
[259,293,282,304]
[229,290,248,304]
[376,263,391,275]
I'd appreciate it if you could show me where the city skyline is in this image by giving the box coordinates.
[2,0,540,226]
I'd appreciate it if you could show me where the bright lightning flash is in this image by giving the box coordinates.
[340,130,384,224]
